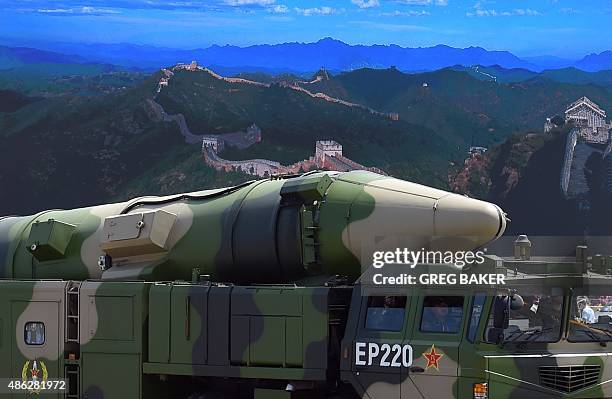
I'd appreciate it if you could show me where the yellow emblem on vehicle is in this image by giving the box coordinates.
[21,359,48,394]
[422,344,444,371]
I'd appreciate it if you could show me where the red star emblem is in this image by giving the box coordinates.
[422,344,444,371]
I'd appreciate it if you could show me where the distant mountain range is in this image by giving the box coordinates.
[2,38,611,73]
[0,45,87,69]
[450,65,612,86]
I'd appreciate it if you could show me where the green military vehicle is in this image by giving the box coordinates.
[0,171,610,398]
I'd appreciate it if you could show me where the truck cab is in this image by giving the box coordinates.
[340,245,612,399]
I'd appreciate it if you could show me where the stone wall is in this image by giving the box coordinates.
[560,128,578,197]
[203,141,385,177]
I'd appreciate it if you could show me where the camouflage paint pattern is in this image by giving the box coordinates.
[0,171,505,284]
[2,171,609,399]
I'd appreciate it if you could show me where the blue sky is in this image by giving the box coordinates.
[0,0,610,58]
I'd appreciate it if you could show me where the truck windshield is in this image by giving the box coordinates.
[569,294,612,342]
[486,290,564,343]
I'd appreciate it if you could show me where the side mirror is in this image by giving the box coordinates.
[487,327,504,345]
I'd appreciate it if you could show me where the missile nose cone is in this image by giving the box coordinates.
[434,194,507,248]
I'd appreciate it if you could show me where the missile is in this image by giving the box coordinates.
[0,171,506,283]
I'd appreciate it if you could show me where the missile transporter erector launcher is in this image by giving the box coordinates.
[0,171,611,399]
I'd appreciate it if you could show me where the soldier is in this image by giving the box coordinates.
[365,296,406,331]
[536,295,564,330]
[578,296,597,323]
[421,297,461,333]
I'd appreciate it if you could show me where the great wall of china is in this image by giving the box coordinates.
[202,139,386,177]
[158,61,399,120]
[552,97,612,199]
[150,61,387,177]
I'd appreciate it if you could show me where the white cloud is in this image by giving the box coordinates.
[559,7,580,14]
[295,6,339,16]
[396,0,447,6]
[399,0,433,5]
[223,0,275,6]
[33,6,120,15]
[513,8,539,16]
[380,10,430,16]
[467,5,540,17]
[351,0,380,8]
[268,4,288,13]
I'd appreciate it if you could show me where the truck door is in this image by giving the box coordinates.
[401,291,468,399]
[9,281,67,399]
[342,288,414,399]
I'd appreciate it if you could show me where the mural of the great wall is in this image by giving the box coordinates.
[152,61,387,177]
[2,36,612,237]
[203,138,385,177]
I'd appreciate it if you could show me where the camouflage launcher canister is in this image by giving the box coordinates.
[0,171,506,283]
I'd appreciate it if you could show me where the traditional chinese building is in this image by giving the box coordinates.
[246,123,262,143]
[315,140,343,165]
[188,60,198,71]
[201,136,224,153]
[565,97,611,144]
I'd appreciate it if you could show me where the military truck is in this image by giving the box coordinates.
[0,171,610,398]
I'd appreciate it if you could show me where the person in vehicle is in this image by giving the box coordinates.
[421,297,461,333]
[577,297,597,324]
[537,296,564,329]
[365,296,406,331]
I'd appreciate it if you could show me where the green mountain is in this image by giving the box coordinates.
[0,64,148,96]
[2,64,612,222]
[418,65,612,86]
[540,67,612,87]
[451,126,612,235]
[0,67,453,215]
[0,73,251,214]
[450,65,539,83]
[0,90,39,113]
[0,45,85,69]
[155,68,453,180]
[298,67,612,149]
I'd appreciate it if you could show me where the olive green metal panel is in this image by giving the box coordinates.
[232,287,303,316]
[80,281,151,354]
[0,311,6,382]
[285,317,304,367]
[302,288,329,369]
[100,210,177,258]
[0,281,67,399]
[82,353,141,399]
[79,281,149,399]
[230,286,330,371]
[250,316,285,366]
[279,174,333,202]
[148,283,172,363]
[93,296,134,341]
[79,282,148,354]
[230,316,250,366]
[207,286,231,366]
[254,388,311,399]
[26,219,75,262]
[169,285,208,365]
